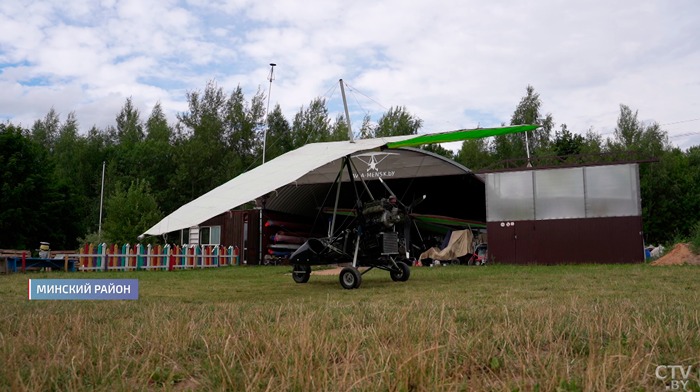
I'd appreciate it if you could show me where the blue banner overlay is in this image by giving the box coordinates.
[28,279,139,300]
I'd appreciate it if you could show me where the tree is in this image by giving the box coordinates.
[456,138,493,171]
[291,97,331,148]
[81,125,116,232]
[142,102,177,213]
[580,128,604,154]
[374,106,423,137]
[103,179,163,244]
[421,144,455,160]
[174,80,235,201]
[225,85,265,166]
[606,104,670,156]
[493,85,554,161]
[53,111,81,181]
[30,107,61,151]
[553,124,584,156]
[145,101,172,143]
[359,114,375,139]
[0,124,81,250]
[329,114,350,141]
[604,104,678,245]
[610,104,642,149]
[116,97,144,146]
[263,104,294,161]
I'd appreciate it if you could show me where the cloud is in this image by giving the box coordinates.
[0,0,698,148]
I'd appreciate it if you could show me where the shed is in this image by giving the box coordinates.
[478,152,658,264]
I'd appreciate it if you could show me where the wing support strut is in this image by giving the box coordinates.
[329,158,346,237]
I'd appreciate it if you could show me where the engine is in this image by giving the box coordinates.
[361,197,402,230]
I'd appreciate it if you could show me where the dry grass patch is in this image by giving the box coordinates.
[1,264,699,391]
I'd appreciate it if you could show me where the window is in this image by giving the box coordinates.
[199,226,221,245]
[486,164,641,222]
[181,228,190,245]
[534,168,585,220]
[211,226,220,245]
[486,171,534,221]
[584,164,639,217]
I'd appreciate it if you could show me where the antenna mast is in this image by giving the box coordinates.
[98,161,105,242]
[339,79,354,143]
[263,63,276,164]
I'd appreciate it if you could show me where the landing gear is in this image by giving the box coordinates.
[292,265,311,283]
[390,261,410,282]
[339,267,362,289]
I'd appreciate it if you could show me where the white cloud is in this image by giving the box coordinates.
[0,0,698,148]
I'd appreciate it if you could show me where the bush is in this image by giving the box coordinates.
[103,179,163,245]
[77,231,104,246]
[690,221,700,255]
[662,229,687,251]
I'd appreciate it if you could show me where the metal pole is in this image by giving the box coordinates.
[263,63,276,164]
[260,64,276,264]
[524,131,532,167]
[98,161,105,241]
[339,79,354,143]
[259,208,263,265]
[348,157,374,200]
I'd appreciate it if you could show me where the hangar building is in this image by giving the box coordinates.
[144,129,656,265]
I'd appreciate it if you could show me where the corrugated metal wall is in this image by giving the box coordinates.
[226,212,245,258]
[200,214,225,228]
[202,210,257,264]
[487,216,644,265]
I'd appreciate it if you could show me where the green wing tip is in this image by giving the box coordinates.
[386,124,539,149]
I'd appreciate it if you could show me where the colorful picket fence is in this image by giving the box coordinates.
[76,244,239,272]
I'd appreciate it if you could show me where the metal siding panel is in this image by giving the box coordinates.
[247,210,260,265]
[230,212,245,256]
[534,167,586,220]
[222,213,231,247]
[200,214,225,227]
[515,221,536,264]
[486,172,535,221]
[487,222,517,264]
[529,217,643,264]
[584,164,640,218]
[491,216,643,265]
[535,219,585,264]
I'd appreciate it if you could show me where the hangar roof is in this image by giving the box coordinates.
[144,135,415,236]
[143,125,537,236]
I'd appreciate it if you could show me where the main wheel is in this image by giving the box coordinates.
[390,261,411,282]
[339,267,362,289]
[292,265,311,283]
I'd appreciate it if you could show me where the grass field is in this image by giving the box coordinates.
[1,264,700,391]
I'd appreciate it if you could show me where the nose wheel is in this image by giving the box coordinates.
[390,261,410,282]
[339,267,362,289]
[292,265,311,283]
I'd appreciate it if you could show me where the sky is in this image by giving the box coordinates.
[1,0,699,150]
